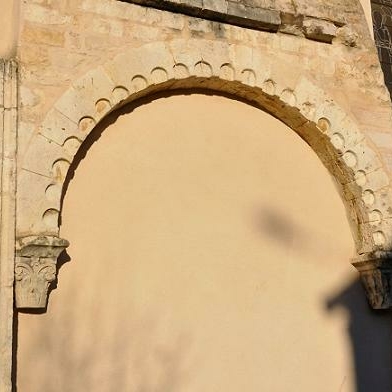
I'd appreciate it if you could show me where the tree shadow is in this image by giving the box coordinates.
[16,300,193,391]
[326,278,392,392]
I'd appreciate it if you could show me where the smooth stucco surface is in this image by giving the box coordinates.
[17,95,392,391]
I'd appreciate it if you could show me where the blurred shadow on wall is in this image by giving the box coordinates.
[16,289,193,391]
[326,279,392,392]
[255,205,392,391]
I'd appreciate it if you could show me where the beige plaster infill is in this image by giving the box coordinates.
[17,94,392,391]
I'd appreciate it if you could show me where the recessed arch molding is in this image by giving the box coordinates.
[16,39,392,309]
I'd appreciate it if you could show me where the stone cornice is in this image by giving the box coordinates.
[119,0,349,43]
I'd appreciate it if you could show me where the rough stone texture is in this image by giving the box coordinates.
[303,17,338,43]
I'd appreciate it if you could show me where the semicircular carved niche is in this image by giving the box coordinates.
[16,39,392,310]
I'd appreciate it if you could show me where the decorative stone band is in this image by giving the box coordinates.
[15,236,69,309]
[352,253,392,309]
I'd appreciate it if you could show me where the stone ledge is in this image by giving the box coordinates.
[124,0,281,32]
[119,0,344,43]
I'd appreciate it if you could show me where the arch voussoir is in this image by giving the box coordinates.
[39,108,79,146]
[16,38,392,309]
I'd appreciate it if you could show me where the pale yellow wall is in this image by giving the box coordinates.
[0,0,18,58]
[17,95,392,391]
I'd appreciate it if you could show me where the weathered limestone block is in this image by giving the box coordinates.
[279,13,304,37]
[335,25,359,47]
[225,1,281,31]
[202,0,227,14]
[303,17,337,43]
[15,235,69,309]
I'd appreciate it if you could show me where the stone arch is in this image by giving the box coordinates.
[16,39,392,309]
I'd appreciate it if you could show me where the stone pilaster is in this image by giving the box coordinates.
[15,236,69,309]
[0,59,17,392]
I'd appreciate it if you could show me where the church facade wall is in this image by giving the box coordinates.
[1,0,392,389]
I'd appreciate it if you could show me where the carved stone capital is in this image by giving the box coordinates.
[352,252,392,310]
[15,236,69,309]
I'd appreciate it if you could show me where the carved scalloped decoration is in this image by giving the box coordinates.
[18,39,392,257]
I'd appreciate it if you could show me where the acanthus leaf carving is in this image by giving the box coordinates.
[15,236,69,309]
